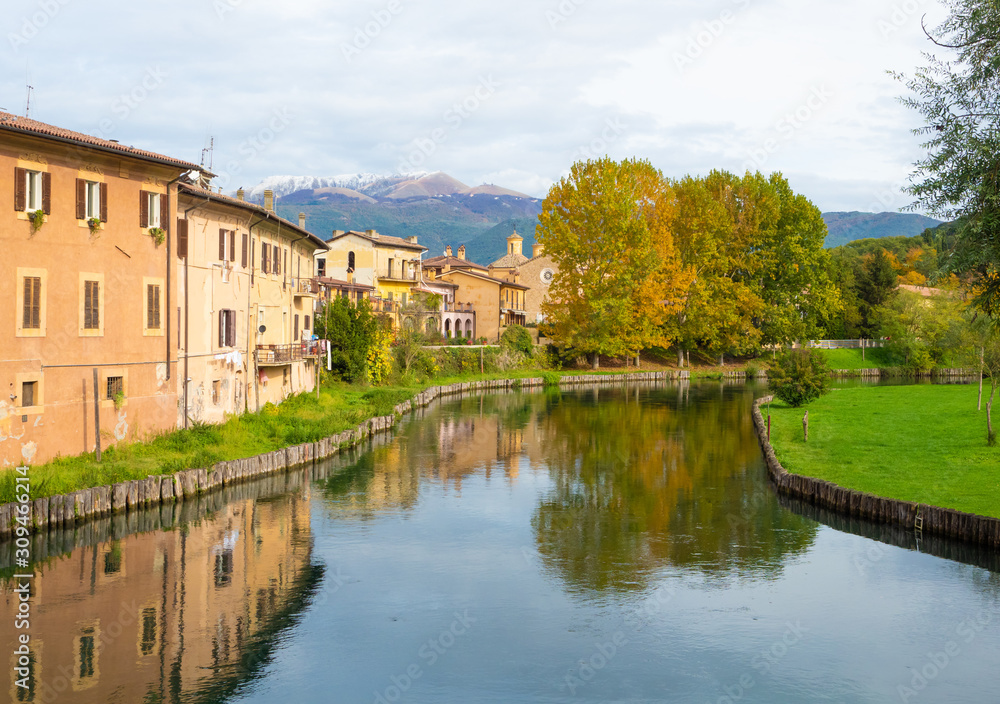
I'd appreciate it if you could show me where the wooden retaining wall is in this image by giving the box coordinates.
[0,370,688,540]
[752,395,1000,549]
[829,368,975,378]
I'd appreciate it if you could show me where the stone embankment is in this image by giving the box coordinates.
[0,371,687,540]
[753,395,1000,549]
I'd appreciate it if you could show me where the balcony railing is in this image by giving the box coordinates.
[376,268,418,282]
[294,278,318,296]
[256,340,327,365]
[370,299,399,314]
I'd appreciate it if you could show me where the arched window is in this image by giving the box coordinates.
[445,319,451,338]
[348,251,355,272]
[465,319,473,337]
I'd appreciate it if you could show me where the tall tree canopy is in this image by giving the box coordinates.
[896,0,1000,314]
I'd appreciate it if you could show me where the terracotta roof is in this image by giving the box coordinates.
[178,183,328,250]
[438,268,529,290]
[423,255,488,271]
[489,251,531,269]
[0,111,207,173]
[327,230,427,252]
[313,276,374,290]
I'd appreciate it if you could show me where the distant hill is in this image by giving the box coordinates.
[822,212,943,248]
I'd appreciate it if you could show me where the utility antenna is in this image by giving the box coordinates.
[201,137,214,170]
[25,84,33,117]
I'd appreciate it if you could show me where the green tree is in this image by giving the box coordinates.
[500,324,533,355]
[855,249,898,336]
[537,158,684,368]
[314,297,384,383]
[767,349,830,407]
[895,0,1000,314]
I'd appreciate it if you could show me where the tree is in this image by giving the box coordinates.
[314,296,384,383]
[895,0,1000,315]
[767,349,830,407]
[855,249,899,336]
[537,158,685,368]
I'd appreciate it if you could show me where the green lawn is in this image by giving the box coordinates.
[767,384,1000,518]
[815,347,897,370]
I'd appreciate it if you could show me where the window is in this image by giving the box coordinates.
[14,167,50,214]
[294,314,299,341]
[317,258,326,277]
[21,381,36,408]
[215,550,233,588]
[219,229,235,262]
[22,276,41,329]
[348,251,355,272]
[275,247,282,275]
[81,181,103,220]
[212,380,221,405]
[241,233,248,268]
[176,219,188,258]
[78,629,95,679]
[304,315,310,333]
[401,292,407,306]
[103,544,122,574]
[147,284,161,330]
[140,191,162,228]
[106,376,123,401]
[84,280,100,330]
[261,242,270,273]
[219,309,236,348]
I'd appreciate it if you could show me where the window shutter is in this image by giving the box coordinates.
[176,219,188,258]
[229,230,236,263]
[22,278,31,328]
[275,248,281,275]
[14,168,26,211]
[140,191,149,227]
[41,172,51,214]
[241,233,248,268]
[227,310,235,347]
[219,311,225,348]
[160,193,169,233]
[76,179,86,219]
[262,243,269,273]
[147,285,154,328]
[294,314,299,341]
[99,183,108,222]
[219,229,226,261]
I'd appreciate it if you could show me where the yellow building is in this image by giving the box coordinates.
[176,185,328,421]
[435,267,527,342]
[317,229,426,325]
[0,112,201,467]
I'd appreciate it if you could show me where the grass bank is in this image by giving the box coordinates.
[767,385,1000,518]
[0,367,655,503]
[814,347,897,370]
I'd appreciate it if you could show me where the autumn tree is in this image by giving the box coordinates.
[537,158,687,368]
[855,249,899,336]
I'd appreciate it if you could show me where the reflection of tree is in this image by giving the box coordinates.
[532,384,818,593]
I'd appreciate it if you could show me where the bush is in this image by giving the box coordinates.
[500,324,533,355]
[768,349,830,407]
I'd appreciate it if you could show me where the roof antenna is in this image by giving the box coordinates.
[201,136,214,170]
[25,84,33,118]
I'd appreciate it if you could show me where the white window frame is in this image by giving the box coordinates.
[85,181,101,219]
[26,170,43,212]
[147,192,161,228]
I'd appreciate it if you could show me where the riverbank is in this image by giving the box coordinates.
[0,370,686,536]
[766,385,1000,519]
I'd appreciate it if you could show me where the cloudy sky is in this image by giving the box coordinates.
[2,0,951,212]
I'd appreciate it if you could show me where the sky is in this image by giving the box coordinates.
[1,0,953,213]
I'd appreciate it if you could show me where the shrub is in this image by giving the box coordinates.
[500,325,533,355]
[767,349,830,407]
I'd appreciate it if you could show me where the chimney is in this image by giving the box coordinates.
[237,188,245,202]
[299,212,306,228]
[445,245,453,257]
[332,230,345,238]
[427,267,436,280]
[532,243,544,258]
[264,189,274,212]
[366,228,379,240]
[457,245,466,260]
[407,235,418,244]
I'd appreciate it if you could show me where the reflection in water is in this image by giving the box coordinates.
[0,474,321,704]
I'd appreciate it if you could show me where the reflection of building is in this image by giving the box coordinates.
[0,490,313,704]
[0,112,202,466]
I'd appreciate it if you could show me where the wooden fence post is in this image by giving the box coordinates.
[803,410,809,442]
[93,368,101,462]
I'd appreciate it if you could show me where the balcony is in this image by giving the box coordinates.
[370,298,399,314]
[376,268,418,283]
[256,340,327,366]
[293,278,318,298]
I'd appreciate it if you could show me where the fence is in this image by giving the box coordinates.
[808,339,885,349]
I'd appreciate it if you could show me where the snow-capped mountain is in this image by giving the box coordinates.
[246,172,429,200]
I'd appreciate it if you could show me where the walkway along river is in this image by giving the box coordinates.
[1,381,998,703]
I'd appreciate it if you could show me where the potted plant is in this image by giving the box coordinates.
[87,217,102,234]
[148,226,166,246]
[30,209,45,232]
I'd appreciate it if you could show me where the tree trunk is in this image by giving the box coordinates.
[677,346,685,367]
[635,354,640,369]
[591,352,599,370]
[719,353,724,367]
[978,347,984,411]
[988,386,995,446]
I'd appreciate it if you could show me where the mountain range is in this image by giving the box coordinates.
[246,173,945,265]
